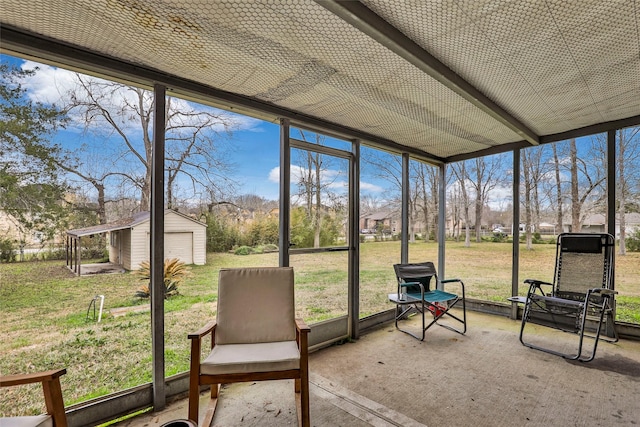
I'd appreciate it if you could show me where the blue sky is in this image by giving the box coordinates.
[8,52,574,212]
[2,53,392,204]
[8,51,610,216]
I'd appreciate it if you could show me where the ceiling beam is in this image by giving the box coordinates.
[447,113,640,163]
[540,114,640,145]
[316,0,540,147]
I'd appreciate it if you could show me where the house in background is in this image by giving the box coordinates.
[359,211,397,234]
[563,213,640,236]
[66,210,207,275]
[0,210,64,248]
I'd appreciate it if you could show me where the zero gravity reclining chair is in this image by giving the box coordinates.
[514,233,618,362]
[390,262,466,341]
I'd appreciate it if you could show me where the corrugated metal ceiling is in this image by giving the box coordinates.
[1,0,639,163]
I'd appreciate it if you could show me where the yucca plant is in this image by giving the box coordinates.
[134,258,190,299]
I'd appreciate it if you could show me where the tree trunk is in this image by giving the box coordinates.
[474,196,482,243]
[313,152,322,248]
[431,176,439,243]
[459,163,471,247]
[552,144,563,235]
[569,139,581,232]
[522,150,533,250]
[474,160,483,243]
[618,129,626,255]
[96,184,106,224]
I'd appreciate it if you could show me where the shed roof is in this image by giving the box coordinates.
[66,210,205,238]
[362,211,395,221]
[1,1,639,163]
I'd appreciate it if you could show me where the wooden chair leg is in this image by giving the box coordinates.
[210,383,218,398]
[295,378,301,393]
[188,381,200,423]
[201,384,220,427]
[43,377,67,427]
[300,374,310,427]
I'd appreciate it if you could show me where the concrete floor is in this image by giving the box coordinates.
[113,310,640,427]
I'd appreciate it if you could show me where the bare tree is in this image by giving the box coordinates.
[59,74,238,216]
[292,132,345,248]
[552,143,564,234]
[567,138,606,232]
[466,155,505,242]
[451,161,472,247]
[361,151,410,239]
[521,146,550,249]
[447,184,462,240]
[360,194,383,216]
[616,127,640,254]
[306,148,323,248]
[521,149,534,249]
[412,161,439,242]
[591,127,640,254]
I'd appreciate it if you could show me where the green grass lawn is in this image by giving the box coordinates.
[0,240,638,415]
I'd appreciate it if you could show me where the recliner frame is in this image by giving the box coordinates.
[516,233,618,362]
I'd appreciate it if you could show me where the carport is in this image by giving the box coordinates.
[66,210,206,275]
[1,1,639,425]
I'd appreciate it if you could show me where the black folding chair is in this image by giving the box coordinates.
[514,233,618,362]
[389,262,466,341]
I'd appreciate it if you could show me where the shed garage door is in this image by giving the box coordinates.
[165,232,193,264]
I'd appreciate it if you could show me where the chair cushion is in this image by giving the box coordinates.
[216,267,296,345]
[406,289,458,303]
[0,415,53,427]
[201,341,300,375]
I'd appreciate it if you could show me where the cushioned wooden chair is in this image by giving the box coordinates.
[188,267,310,427]
[0,368,67,427]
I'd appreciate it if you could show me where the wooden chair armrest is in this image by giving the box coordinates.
[188,320,217,340]
[189,320,217,385]
[1,369,68,427]
[295,318,310,333]
[295,318,310,358]
[0,368,66,387]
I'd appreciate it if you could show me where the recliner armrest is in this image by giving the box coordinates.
[592,289,618,296]
[524,279,553,287]
[524,279,553,296]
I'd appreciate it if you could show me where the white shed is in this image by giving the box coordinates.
[66,210,207,274]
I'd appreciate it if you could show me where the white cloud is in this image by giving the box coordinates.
[269,166,384,193]
[19,60,262,135]
[486,184,512,210]
[21,60,77,105]
[360,181,384,193]
[327,180,348,191]
[268,166,280,183]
